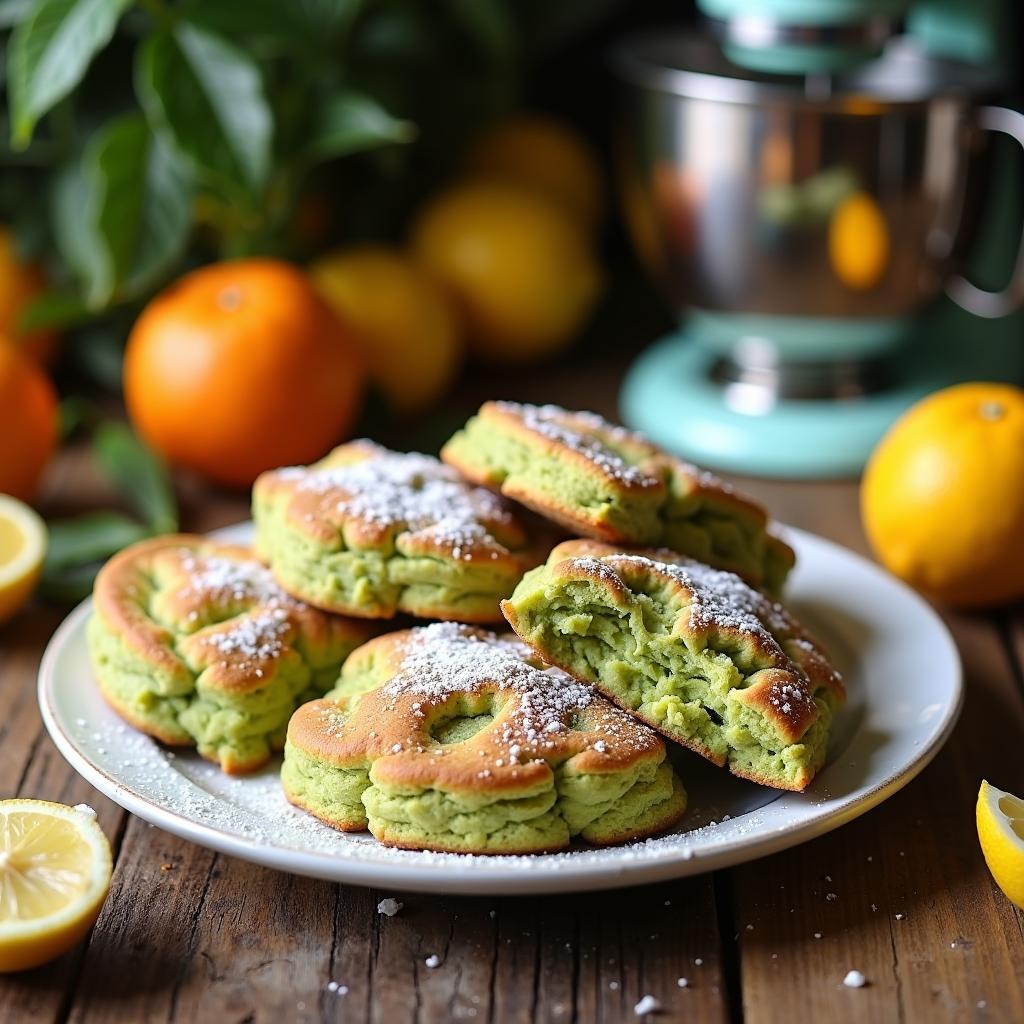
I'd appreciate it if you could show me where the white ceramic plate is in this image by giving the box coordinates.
[39,523,961,895]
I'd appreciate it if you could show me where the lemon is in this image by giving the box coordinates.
[0,494,47,625]
[465,114,604,232]
[861,383,1024,608]
[0,800,113,972]
[829,191,889,290]
[310,246,462,415]
[412,181,602,364]
[977,781,1024,910]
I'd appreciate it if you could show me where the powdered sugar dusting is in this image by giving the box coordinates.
[495,401,660,488]
[174,551,304,665]
[283,447,516,558]
[356,623,661,762]
[495,401,725,491]
[573,552,826,681]
[178,553,294,609]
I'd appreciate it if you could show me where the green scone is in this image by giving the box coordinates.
[282,622,687,853]
[253,440,538,622]
[502,540,845,792]
[442,401,794,593]
[88,535,374,773]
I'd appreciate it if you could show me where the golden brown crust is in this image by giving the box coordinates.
[254,440,531,578]
[442,402,795,587]
[286,624,667,798]
[92,534,375,697]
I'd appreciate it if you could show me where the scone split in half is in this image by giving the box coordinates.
[502,540,844,792]
[282,622,687,854]
[442,401,794,593]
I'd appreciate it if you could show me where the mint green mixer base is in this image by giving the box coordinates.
[620,308,1023,479]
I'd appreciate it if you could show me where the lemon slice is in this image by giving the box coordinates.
[0,799,113,972]
[0,494,47,625]
[977,780,1024,910]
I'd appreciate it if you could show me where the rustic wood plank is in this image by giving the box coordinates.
[734,612,1024,1024]
[0,605,126,1024]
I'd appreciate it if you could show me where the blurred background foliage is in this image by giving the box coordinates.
[0,0,636,387]
[1,0,678,602]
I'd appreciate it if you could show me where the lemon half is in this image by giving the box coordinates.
[0,799,113,972]
[0,494,46,625]
[977,780,1024,910]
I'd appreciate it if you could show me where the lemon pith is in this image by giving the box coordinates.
[0,494,47,625]
[976,780,1024,910]
[0,799,112,973]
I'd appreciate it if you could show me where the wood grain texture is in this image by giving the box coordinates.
[2,368,1023,1022]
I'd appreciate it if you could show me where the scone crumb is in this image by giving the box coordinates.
[425,955,441,969]
[326,981,349,995]
[377,898,403,917]
[634,995,662,1015]
[677,977,689,988]
[843,970,867,988]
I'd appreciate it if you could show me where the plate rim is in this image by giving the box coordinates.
[37,524,963,895]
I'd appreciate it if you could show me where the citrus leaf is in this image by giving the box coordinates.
[43,511,152,574]
[302,90,415,164]
[51,158,105,298]
[18,289,93,332]
[93,422,178,534]
[136,23,272,196]
[85,113,192,306]
[7,0,131,146]
[0,0,33,30]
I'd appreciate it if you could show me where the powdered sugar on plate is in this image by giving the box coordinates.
[40,518,953,894]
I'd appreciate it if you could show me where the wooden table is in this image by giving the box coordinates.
[2,360,1023,1023]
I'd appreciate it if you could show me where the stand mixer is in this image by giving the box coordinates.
[614,0,1024,477]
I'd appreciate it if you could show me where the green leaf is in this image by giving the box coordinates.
[136,24,273,196]
[43,511,151,573]
[0,0,33,30]
[51,158,104,295]
[302,91,415,164]
[18,289,93,332]
[7,0,131,146]
[85,113,192,306]
[93,422,178,534]
[58,395,101,438]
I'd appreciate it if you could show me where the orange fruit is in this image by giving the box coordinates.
[861,382,1024,607]
[310,246,462,415]
[829,192,889,290]
[412,182,602,364]
[0,226,59,365]
[465,114,604,231]
[0,337,58,501]
[124,259,364,488]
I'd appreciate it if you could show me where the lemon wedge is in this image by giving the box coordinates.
[977,780,1024,910]
[0,799,113,972]
[0,494,47,625]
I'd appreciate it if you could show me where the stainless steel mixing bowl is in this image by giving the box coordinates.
[613,33,1024,372]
